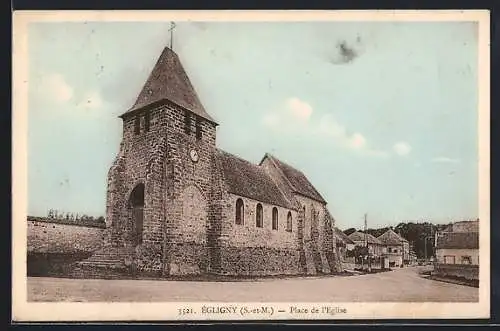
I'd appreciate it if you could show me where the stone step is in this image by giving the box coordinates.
[79,259,123,265]
[77,262,126,269]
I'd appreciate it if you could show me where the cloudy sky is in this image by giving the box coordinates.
[27,21,478,229]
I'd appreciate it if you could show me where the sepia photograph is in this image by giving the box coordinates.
[12,10,490,321]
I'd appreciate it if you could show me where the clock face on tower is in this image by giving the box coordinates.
[190,149,199,162]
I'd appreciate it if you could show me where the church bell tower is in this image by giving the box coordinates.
[102,23,219,276]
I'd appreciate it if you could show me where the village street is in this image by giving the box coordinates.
[28,266,478,302]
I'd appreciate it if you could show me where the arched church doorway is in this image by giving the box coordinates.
[129,183,144,247]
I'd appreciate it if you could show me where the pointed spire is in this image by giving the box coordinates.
[122,46,216,124]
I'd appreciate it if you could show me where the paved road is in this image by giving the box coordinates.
[27,266,478,302]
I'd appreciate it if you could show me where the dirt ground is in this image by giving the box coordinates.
[27,266,478,302]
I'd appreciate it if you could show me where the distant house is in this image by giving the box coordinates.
[348,231,386,257]
[377,229,407,268]
[333,227,355,257]
[408,249,418,265]
[433,220,479,283]
[443,219,479,233]
[436,232,479,265]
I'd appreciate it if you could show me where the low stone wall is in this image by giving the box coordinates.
[27,217,105,277]
[28,217,105,254]
[219,246,301,276]
[433,263,479,281]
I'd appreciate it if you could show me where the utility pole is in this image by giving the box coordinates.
[365,213,371,272]
[424,237,427,261]
[364,213,368,248]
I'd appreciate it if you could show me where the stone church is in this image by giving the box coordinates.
[76,44,340,277]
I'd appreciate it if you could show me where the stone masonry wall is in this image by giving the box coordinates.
[162,102,216,276]
[106,100,217,276]
[216,193,301,275]
[28,219,105,254]
[295,195,334,274]
[27,219,105,276]
[225,193,298,249]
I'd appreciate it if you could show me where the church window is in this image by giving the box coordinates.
[184,110,191,134]
[235,198,244,225]
[272,207,278,230]
[134,115,140,135]
[196,117,202,140]
[144,111,151,132]
[286,212,292,232]
[256,203,263,228]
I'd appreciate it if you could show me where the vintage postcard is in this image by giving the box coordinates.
[12,10,490,321]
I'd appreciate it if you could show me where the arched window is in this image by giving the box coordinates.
[272,207,278,230]
[256,203,263,228]
[286,212,293,232]
[129,183,145,246]
[235,198,244,225]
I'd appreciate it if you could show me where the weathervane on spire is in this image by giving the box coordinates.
[168,22,177,50]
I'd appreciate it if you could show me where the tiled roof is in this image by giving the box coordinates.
[348,231,383,245]
[262,154,326,203]
[377,229,408,245]
[436,232,479,249]
[451,220,479,233]
[124,47,216,123]
[216,149,293,209]
[334,227,354,245]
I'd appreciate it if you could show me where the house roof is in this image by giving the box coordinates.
[348,231,383,245]
[442,220,479,233]
[261,154,326,203]
[377,229,408,245]
[436,232,479,249]
[216,149,293,209]
[123,47,216,124]
[334,227,354,245]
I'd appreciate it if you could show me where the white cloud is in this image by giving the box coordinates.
[317,115,387,157]
[38,73,74,104]
[261,97,313,130]
[431,157,461,164]
[393,142,412,156]
[286,97,313,121]
[262,97,408,159]
[349,133,366,149]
